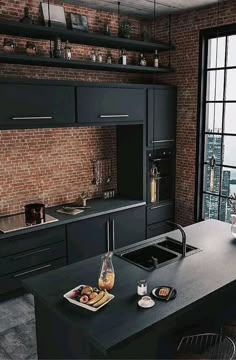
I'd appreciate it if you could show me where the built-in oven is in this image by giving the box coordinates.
[146,147,175,205]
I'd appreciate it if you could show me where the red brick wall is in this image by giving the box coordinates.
[0,0,152,216]
[155,0,236,225]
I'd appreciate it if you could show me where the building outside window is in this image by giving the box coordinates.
[198,28,236,223]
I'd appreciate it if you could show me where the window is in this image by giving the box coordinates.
[198,29,236,223]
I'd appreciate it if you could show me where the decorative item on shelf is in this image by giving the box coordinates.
[118,19,132,39]
[3,38,15,53]
[75,191,89,207]
[98,252,115,291]
[20,7,33,24]
[64,40,72,60]
[119,49,127,65]
[104,22,111,36]
[90,49,96,63]
[229,193,236,238]
[140,22,149,41]
[26,41,37,56]
[53,37,62,58]
[139,52,146,66]
[70,13,89,32]
[106,51,112,64]
[41,2,67,28]
[97,49,103,63]
[154,49,159,68]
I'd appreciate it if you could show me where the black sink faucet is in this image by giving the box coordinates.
[166,221,187,257]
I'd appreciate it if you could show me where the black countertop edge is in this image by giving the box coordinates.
[0,198,146,240]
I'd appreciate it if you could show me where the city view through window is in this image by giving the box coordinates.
[202,35,236,222]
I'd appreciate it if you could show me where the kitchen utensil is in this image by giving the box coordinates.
[106,159,111,184]
[25,203,45,225]
[138,296,155,309]
[92,160,97,185]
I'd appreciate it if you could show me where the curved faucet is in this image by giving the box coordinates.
[166,220,187,257]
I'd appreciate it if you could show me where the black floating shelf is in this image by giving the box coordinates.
[0,18,175,53]
[0,53,174,73]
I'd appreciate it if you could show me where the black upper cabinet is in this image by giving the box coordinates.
[147,87,177,147]
[0,84,75,128]
[77,87,146,124]
[110,206,145,250]
[67,215,110,264]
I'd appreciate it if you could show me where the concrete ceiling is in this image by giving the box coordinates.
[61,0,220,18]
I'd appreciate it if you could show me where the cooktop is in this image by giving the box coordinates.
[0,213,58,233]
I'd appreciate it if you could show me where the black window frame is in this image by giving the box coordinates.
[196,23,236,222]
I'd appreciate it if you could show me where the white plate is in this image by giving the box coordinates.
[63,285,115,312]
[138,299,155,309]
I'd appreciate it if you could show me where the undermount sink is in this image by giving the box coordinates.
[116,237,201,271]
[157,237,201,255]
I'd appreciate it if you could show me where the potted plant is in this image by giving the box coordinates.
[229,193,236,238]
[118,20,132,39]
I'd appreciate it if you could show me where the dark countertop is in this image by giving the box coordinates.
[23,219,236,353]
[0,198,145,240]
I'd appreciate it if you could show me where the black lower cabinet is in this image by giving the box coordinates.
[0,226,67,296]
[67,215,110,264]
[147,221,173,239]
[67,206,146,264]
[111,206,145,250]
[146,202,174,239]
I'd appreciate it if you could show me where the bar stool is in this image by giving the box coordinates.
[176,333,236,359]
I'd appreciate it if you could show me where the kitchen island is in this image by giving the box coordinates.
[23,219,236,359]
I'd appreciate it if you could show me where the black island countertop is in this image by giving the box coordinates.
[23,219,236,358]
[0,198,145,240]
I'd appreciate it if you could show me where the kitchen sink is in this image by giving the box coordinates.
[116,237,201,271]
[157,237,201,256]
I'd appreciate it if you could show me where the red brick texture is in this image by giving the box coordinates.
[0,0,150,216]
[155,0,236,225]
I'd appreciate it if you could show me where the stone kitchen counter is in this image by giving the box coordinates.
[0,198,146,240]
[23,219,236,359]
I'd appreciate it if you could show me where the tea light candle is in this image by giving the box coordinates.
[137,280,147,295]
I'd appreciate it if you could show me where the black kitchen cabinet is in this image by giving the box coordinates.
[67,206,145,264]
[110,206,145,250]
[67,215,110,264]
[77,86,146,124]
[0,84,75,128]
[147,87,176,147]
[0,226,67,295]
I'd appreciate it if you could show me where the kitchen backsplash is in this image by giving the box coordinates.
[0,127,117,216]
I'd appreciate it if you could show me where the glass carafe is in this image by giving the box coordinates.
[98,252,115,291]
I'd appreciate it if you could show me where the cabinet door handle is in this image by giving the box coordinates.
[99,115,129,118]
[12,116,53,120]
[111,220,115,251]
[12,247,51,260]
[13,264,51,278]
[106,221,110,252]
[149,203,169,210]
[152,139,174,143]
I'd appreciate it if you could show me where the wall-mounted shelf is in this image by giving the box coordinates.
[0,18,175,53]
[0,53,174,73]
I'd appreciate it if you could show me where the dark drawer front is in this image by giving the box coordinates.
[77,87,146,123]
[0,241,66,276]
[147,222,173,239]
[0,225,66,258]
[147,202,174,226]
[0,258,67,295]
[0,84,75,127]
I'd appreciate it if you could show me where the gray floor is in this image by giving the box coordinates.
[0,294,37,360]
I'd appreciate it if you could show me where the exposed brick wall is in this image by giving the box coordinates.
[0,0,152,216]
[0,127,117,215]
[154,0,236,226]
